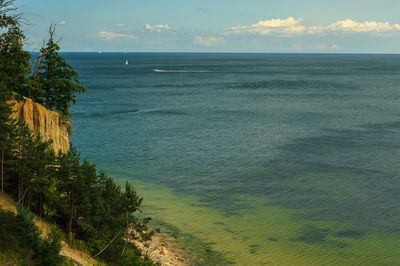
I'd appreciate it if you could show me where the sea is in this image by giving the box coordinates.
[66,52,400,265]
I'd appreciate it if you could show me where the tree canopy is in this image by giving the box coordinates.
[33,25,86,117]
[0,1,154,264]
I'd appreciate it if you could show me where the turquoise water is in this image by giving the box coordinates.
[68,53,400,264]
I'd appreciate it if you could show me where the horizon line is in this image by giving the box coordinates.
[32,51,400,55]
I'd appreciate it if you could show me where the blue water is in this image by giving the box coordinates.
[67,53,400,264]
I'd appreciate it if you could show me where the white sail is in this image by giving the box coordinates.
[125,60,128,65]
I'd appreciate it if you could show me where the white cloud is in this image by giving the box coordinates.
[144,24,173,32]
[227,17,400,36]
[327,19,398,33]
[115,24,125,28]
[307,26,325,34]
[227,17,306,36]
[193,36,225,46]
[308,19,400,34]
[97,31,135,41]
[59,20,67,25]
[293,43,341,51]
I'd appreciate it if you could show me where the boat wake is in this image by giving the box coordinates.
[153,69,210,73]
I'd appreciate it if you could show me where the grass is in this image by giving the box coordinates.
[0,194,98,266]
[0,208,35,265]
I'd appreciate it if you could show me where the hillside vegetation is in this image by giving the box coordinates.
[0,194,98,265]
[0,1,155,265]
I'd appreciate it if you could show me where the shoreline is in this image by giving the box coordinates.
[133,231,193,266]
[116,178,233,265]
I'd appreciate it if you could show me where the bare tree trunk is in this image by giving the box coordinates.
[121,235,128,256]
[40,195,42,217]
[68,200,74,240]
[18,160,21,200]
[1,151,4,198]
[121,209,129,256]
[17,140,22,200]
[126,210,129,232]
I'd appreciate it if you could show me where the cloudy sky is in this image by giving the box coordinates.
[15,0,400,53]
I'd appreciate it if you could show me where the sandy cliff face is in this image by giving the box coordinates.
[10,97,71,154]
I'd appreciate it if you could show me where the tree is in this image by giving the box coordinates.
[1,2,153,264]
[25,135,57,218]
[0,83,13,198]
[16,207,63,265]
[0,0,31,97]
[35,24,86,117]
[11,119,32,201]
[56,146,82,237]
[8,119,57,216]
[0,0,30,197]
[0,95,12,198]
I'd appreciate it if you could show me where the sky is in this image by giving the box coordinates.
[14,0,400,53]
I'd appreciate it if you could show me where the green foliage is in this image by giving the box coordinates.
[54,146,153,263]
[0,0,28,197]
[119,250,155,266]
[1,2,85,117]
[0,208,35,265]
[34,25,86,117]
[1,2,154,265]
[0,89,13,153]
[0,1,31,97]
[2,121,154,265]
[124,182,143,215]
[16,207,42,251]
[0,85,13,155]
[0,88,13,197]
[37,225,64,266]
[100,240,154,266]
[7,119,58,218]
[15,206,64,265]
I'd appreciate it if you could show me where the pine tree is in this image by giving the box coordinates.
[0,0,31,97]
[27,135,57,218]
[0,101,10,198]
[123,182,142,235]
[35,25,86,117]
[0,0,29,197]
[11,119,32,201]
[0,84,13,198]
[56,146,81,237]
[9,119,56,214]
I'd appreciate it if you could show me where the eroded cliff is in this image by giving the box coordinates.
[9,97,71,154]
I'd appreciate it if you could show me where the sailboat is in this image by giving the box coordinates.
[125,59,128,65]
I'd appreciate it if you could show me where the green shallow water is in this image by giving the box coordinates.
[116,178,400,265]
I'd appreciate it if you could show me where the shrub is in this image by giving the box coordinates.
[16,207,64,265]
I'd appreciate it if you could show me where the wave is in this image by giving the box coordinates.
[72,108,187,118]
[137,108,188,115]
[153,69,210,73]
[72,108,140,118]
